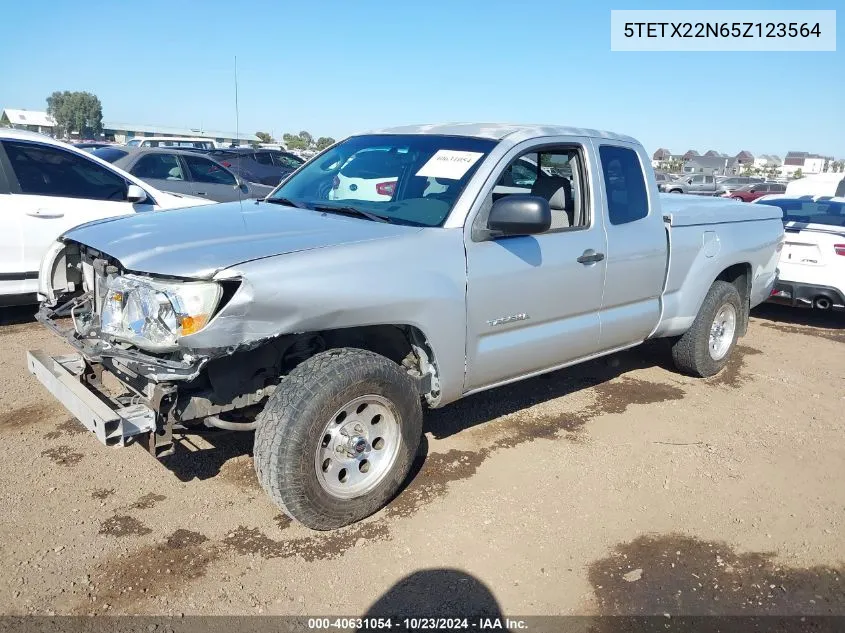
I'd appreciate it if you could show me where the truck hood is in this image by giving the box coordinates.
[61,200,422,279]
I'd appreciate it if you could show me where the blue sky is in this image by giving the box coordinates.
[1,0,841,157]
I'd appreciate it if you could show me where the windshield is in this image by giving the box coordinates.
[758,199,845,227]
[268,134,497,226]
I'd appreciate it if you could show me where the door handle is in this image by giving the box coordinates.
[577,249,605,264]
[26,209,65,218]
[195,192,207,196]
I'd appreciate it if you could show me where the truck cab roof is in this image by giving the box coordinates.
[365,122,639,146]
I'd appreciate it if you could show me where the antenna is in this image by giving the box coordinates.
[234,55,243,199]
[234,55,239,145]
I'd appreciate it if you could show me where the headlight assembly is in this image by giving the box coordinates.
[100,275,222,351]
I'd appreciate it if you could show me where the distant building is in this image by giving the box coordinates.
[753,154,782,171]
[0,108,258,146]
[682,155,738,176]
[682,150,700,161]
[735,150,754,165]
[782,151,833,177]
[1,108,56,134]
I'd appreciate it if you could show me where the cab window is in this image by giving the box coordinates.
[599,145,649,225]
[492,147,587,231]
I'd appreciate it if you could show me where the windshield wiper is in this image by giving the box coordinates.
[311,204,392,223]
[265,197,304,208]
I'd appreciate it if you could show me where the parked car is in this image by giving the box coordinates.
[29,123,783,530]
[726,182,786,202]
[124,137,216,150]
[756,196,845,311]
[97,147,273,202]
[654,171,675,186]
[715,176,765,196]
[0,129,213,304]
[208,147,304,187]
[661,174,763,195]
[785,173,845,198]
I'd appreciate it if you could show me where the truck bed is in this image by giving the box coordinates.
[660,194,784,226]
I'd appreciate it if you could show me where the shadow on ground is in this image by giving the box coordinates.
[0,303,38,326]
[360,568,503,622]
[161,429,254,482]
[425,339,678,440]
[753,303,844,330]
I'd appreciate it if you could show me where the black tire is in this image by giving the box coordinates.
[254,348,422,530]
[671,280,743,377]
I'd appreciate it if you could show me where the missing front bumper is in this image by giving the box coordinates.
[25,350,175,456]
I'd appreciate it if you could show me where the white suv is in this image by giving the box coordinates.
[0,130,214,304]
[756,195,845,311]
[125,137,216,150]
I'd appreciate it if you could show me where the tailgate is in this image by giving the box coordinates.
[782,233,824,266]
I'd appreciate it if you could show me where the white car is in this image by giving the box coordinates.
[756,195,845,310]
[329,148,402,202]
[124,137,216,150]
[0,130,214,304]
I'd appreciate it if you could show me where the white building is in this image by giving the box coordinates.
[782,151,833,177]
[1,108,258,146]
[0,108,57,134]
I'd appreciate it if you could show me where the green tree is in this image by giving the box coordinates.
[315,136,336,151]
[282,132,310,150]
[46,91,103,138]
[298,130,313,146]
[255,131,274,144]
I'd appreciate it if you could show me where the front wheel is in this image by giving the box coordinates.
[671,280,742,377]
[254,348,422,530]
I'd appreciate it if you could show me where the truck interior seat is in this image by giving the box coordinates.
[531,174,573,228]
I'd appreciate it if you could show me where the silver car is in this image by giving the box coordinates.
[93,147,273,202]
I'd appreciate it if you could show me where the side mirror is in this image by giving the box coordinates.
[234,178,248,192]
[487,195,551,236]
[126,184,148,203]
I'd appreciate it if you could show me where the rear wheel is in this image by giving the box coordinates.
[671,280,742,377]
[254,348,422,530]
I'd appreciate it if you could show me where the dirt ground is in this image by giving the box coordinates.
[0,303,842,618]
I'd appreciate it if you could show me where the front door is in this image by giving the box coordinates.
[463,142,606,392]
[0,139,147,295]
[182,154,242,202]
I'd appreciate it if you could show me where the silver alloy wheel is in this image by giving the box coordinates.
[314,394,401,500]
[708,303,737,361]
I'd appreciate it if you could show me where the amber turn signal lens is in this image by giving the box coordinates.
[179,315,208,336]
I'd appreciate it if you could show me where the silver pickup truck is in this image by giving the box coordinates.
[28,123,784,529]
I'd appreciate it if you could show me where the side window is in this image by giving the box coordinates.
[184,155,237,185]
[492,147,587,231]
[253,152,274,165]
[599,145,649,226]
[131,153,184,180]
[705,176,714,184]
[3,140,127,201]
[274,153,303,169]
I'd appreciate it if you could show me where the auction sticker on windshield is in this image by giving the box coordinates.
[416,150,484,180]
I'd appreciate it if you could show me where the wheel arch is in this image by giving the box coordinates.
[715,262,752,335]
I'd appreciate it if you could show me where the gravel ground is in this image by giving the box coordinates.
[0,303,842,617]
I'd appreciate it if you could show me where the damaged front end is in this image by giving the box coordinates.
[29,241,265,458]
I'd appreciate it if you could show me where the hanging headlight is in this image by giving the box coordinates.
[100,274,222,351]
